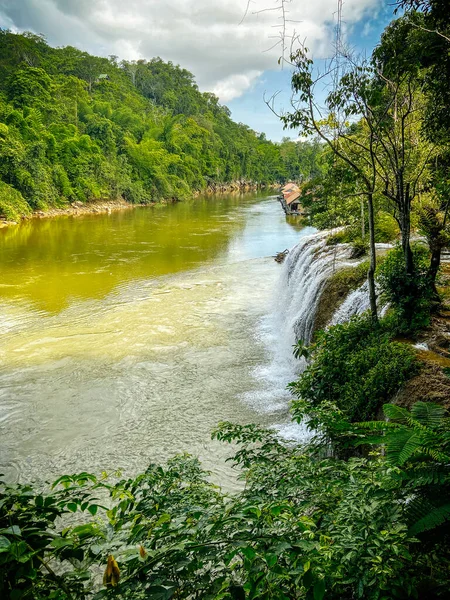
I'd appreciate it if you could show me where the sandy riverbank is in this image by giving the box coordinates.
[0,184,280,230]
[0,199,146,229]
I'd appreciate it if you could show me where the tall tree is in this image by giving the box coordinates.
[281,50,381,320]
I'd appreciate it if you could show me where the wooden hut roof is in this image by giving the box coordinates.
[285,190,301,205]
[282,182,299,192]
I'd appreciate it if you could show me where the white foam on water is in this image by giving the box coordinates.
[331,281,372,325]
[414,342,428,351]
[243,231,356,436]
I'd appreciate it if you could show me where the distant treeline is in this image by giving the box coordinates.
[0,31,320,220]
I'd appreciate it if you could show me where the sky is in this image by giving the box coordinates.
[0,0,396,141]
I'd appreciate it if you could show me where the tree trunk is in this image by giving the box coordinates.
[428,246,442,299]
[367,193,378,323]
[399,192,414,276]
[361,197,365,240]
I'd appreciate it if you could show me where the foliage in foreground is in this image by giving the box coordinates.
[2,400,450,600]
[290,315,418,422]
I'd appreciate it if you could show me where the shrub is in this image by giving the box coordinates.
[326,230,348,245]
[349,237,368,258]
[377,244,434,333]
[0,180,31,221]
[2,403,450,600]
[374,211,399,243]
[0,433,421,600]
[290,315,418,421]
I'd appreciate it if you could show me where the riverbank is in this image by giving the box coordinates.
[0,198,141,229]
[0,183,278,229]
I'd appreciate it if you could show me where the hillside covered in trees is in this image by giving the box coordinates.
[0,30,320,221]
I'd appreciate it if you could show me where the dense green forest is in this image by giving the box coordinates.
[1,1,450,599]
[0,30,320,221]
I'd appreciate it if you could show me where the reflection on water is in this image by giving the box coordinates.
[0,193,314,488]
[0,196,258,312]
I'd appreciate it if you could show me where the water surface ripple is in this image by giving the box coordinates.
[0,194,315,487]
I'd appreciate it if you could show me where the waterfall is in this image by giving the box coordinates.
[280,232,354,346]
[330,281,371,325]
[242,230,356,439]
[244,231,390,441]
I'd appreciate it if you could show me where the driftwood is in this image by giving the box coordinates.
[274,249,289,263]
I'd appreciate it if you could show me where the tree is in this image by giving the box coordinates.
[417,169,450,293]
[280,49,381,320]
[370,19,435,276]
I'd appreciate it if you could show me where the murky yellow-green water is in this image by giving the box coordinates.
[0,193,314,487]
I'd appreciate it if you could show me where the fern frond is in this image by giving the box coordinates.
[386,431,422,465]
[415,445,450,464]
[383,404,412,424]
[405,465,450,486]
[408,501,450,535]
[410,402,446,429]
[354,435,388,447]
[353,420,402,432]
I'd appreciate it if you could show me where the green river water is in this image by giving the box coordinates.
[0,193,314,488]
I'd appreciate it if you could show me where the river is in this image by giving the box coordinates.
[0,193,315,488]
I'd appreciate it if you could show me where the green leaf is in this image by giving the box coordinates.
[72,524,97,537]
[155,513,171,526]
[265,553,277,568]
[146,585,176,599]
[88,504,98,516]
[0,535,11,552]
[51,537,74,549]
[0,526,21,536]
[313,579,326,600]
[241,546,256,561]
[67,502,78,512]
[9,541,28,560]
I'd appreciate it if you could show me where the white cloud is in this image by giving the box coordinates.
[212,70,262,103]
[0,0,383,101]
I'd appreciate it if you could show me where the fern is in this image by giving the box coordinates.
[391,431,423,465]
[383,403,412,424]
[408,499,450,535]
[350,402,450,538]
[405,464,450,486]
[410,401,446,428]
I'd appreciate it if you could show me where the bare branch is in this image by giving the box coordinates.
[409,21,450,44]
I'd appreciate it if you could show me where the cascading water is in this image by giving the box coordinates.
[330,243,392,324]
[331,280,371,325]
[244,232,391,441]
[243,230,357,440]
[280,232,355,346]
